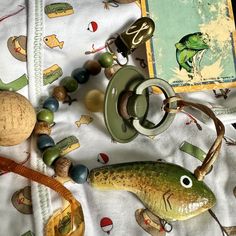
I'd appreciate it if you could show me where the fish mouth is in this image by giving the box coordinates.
[201,187,216,211]
[163,190,173,212]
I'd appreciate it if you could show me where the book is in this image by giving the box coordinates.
[141,0,236,93]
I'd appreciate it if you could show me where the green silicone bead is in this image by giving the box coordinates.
[61,76,78,92]
[37,108,54,124]
[98,52,114,68]
[42,146,60,166]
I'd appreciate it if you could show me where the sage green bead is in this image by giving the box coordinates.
[37,109,54,124]
[42,146,60,166]
[98,52,114,68]
[61,76,78,93]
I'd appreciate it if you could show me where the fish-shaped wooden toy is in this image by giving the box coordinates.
[89,161,216,221]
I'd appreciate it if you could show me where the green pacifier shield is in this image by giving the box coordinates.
[104,66,176,143]
[104,66,148,143]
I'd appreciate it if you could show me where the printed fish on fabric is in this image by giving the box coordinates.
[0,1,35,236]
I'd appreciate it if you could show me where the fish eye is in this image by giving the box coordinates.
[180,175,193,188]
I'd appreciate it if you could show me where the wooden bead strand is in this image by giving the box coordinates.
[34,53,120,183]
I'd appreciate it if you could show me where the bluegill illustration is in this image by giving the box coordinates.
[175,32,209,73]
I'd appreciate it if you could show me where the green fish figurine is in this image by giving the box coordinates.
[88,161,216,221]
[175,32,209,73]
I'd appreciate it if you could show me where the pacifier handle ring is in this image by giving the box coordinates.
[132,79,177,136]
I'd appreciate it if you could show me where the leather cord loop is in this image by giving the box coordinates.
[163,96,225,181]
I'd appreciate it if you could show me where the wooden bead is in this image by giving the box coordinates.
[42,146,60,166]
[72,68,90,84]
[43,97,59,112]
[61,76,78,92]
[98,52,114,68]
[37,108,54,124]
[0,91,36,146]
[84,60,101,75]
[52,86,67,102]
[37,134,55,151]
[104,64,121,80]
[54,157,72,178]
[84,89,104,112]
[34,122,51,135]
[69,164,89,184]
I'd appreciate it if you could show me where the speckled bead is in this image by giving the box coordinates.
[84,60,102,75]
[61,76,78,93]
[37,134,55,151]
[69,164,89,184]
[71,68,90,84]
[98,52,114,68]
[104,64,121,80]
[54,157,72,178]
[37,108,54,124]
[34,122,52,135]
[52,86,67,102]
[42,146,60,166]
[43,97,59,112]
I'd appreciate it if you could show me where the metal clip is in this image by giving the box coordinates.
[114,17,155,57]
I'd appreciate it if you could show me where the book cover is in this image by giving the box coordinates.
[141,0,236,92]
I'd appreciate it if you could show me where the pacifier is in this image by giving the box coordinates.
[104,66,177,142]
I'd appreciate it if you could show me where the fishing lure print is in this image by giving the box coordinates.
[44,3,74,18]
[43,64,63,85]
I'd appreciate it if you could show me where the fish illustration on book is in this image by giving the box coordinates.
[175,32,209,74]
[44,35,64,49]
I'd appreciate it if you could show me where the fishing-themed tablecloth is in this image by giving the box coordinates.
[0,0,236,236]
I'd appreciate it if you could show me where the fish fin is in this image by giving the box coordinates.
[59,41,64,49]
[75,121,81,128]
[175,43,185,51]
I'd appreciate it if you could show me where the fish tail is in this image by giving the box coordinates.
[88,165,131,190]
[76,121,81,127]
[88,167,109,188]
[88,163,147,192]
[59,41,64,49]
